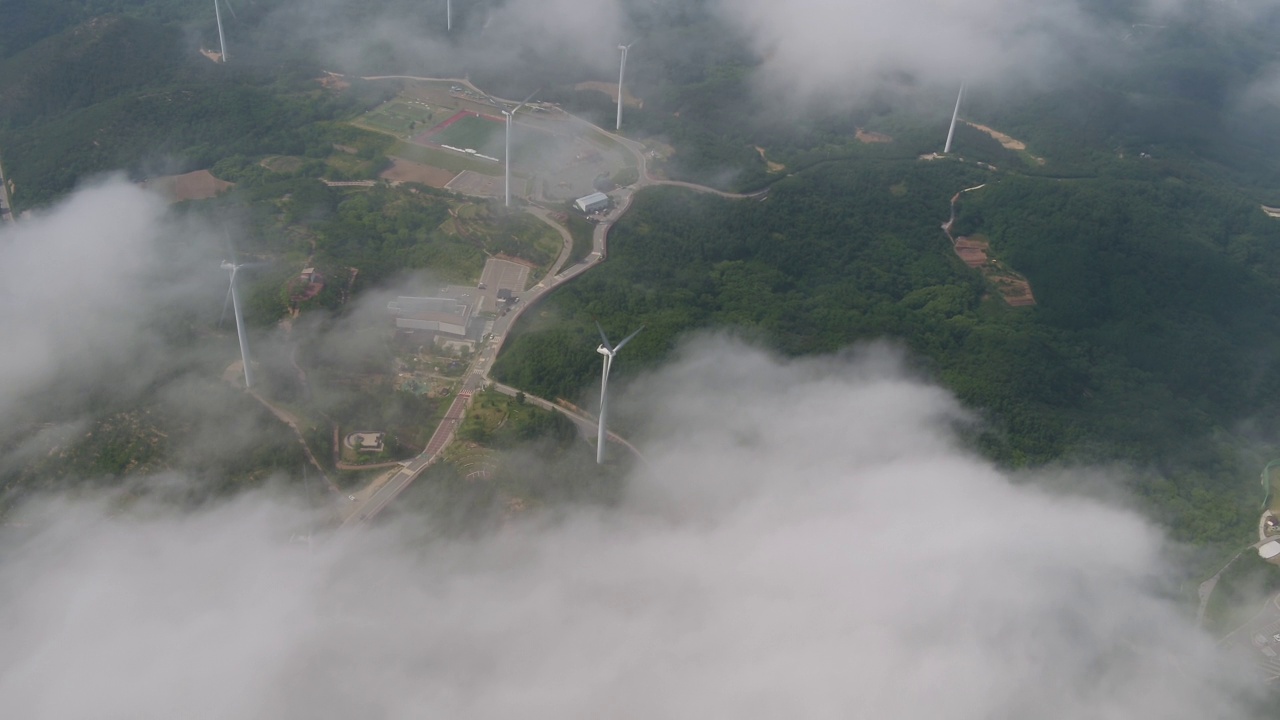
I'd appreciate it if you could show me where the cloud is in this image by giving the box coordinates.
[262,0,626,82]
[710,0,1109,104]
[0,337,1260,717]
[0,178,185,419]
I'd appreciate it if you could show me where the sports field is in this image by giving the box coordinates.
[358,99,439,137]
[425,112,504,151]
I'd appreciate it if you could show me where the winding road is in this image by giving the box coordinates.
[306,74,774,524]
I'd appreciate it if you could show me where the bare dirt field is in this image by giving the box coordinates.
[953,235,1036,306]
[445,170,504,198]
[754,146,786,173]
[142,170,233,202]
[855,128,894,144]
[963,121,1046,165]
[380,158,458,188]
[317,73,350,90]
[574,81,642,108]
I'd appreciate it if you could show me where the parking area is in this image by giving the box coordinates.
[479,259,530,294]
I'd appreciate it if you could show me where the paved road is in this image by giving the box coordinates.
[491,382,645,462]
[340,387,473,526]
[335,79,776,524]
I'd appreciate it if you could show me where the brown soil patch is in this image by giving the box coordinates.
[954,236,989,267]
[317,73,350,90]
[953,235,1036,306]
[141,170,233,203]
[199,48,222,64]
[574,81,643,108]
[754,146,786,173]
[855,128,894,144]
[962,121,1045,165]
[380,157,458,188]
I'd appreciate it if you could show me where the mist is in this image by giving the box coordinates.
[0,337,1262,717]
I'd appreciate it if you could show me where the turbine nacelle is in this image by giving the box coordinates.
[594,322,643,464]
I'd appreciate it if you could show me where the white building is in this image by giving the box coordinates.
[1261,540,1280,561]
[574,192,611,214]
[387,297,473,337]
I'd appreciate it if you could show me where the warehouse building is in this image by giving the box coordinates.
[387,296,473,338]
[573,191,611,214]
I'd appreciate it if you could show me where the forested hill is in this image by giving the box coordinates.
[494,155,1280,545]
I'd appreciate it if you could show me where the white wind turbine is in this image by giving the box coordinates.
[214,0,228,62]
[502,88,538,207]
[615,41,635,131]
[944,82,965,154]
[595,322,642,464]
[220,258,255,388]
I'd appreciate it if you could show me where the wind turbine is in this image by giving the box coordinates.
[595,322,642,464]
[502,88,538,207]
[213,0,228,62]
[944,82,965,154]
[447,0,452,31]
[220,258,254,388]
[615,41,634,131]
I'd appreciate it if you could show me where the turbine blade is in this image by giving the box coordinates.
[222,225,238,265]
[219,282,233,327]
[595,321,613,352]
[512,88,540,114]
[614,325,644,352]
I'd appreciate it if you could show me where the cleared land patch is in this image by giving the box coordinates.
[754,146,786,173]
[953,234,1036,307]
[357,97,440,138]
[380,158,458,188]
[962,121,1045,165]
[141,169,232,202]
[445,170,503,198]
[855,128,894,144]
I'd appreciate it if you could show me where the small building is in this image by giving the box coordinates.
[574,192,611,214]
[344,431,385,453]
[387,296,473,337]
[1260,540,1280,561]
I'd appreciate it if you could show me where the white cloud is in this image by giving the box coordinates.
[0,338,1259,717]
[0,179,176,418]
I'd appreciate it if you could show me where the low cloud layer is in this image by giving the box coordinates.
[0,338,1259,717]
[0,179,207,418]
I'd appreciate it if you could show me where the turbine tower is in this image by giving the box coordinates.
[944,82,965,154]
[447,0,452,31]
[595,322,642,464]
[214,0,228,62]
[502,88,538,207]
[221,260,254,388]
[615,42,634,131]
